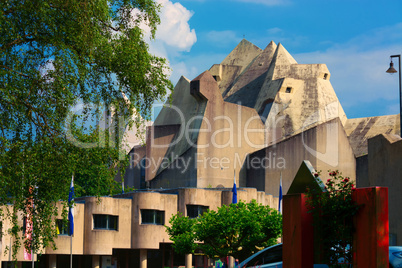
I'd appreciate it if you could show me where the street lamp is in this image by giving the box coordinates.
[386,55,401,136]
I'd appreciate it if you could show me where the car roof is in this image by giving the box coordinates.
[390,246,402,252]
[238,243,282,267]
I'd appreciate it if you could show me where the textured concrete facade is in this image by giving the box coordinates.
[357,134,402,245]
[247,118,356,196]
[0,188,277,267]
[140,39,395,196]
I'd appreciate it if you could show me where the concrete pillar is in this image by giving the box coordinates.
[48,255,57,268]
[92,255,100,268]
[185,254,192,268]
[140,249,147,268]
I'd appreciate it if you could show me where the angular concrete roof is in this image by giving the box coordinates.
[220,38,262,73]
[214,40,348,143]
[344,114,400,156]
[153,39,400,167]
[223,41,277,104]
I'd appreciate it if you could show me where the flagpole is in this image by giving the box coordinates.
[32,185,35,268]
[69,173,75,268]
[32,209,34,268]
[278,171,283,214]
[70,235,73,268]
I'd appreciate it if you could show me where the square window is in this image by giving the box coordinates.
[93,215,118,230]
[285,87,292,93]
[141,210,165,225]
[186,205,209,218]
[56,219,70,236]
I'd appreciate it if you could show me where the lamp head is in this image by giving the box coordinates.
[386,60,398,74]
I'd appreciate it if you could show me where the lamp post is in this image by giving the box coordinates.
[386,54,401,136]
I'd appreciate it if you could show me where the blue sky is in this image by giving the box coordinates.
[147,0,402,119]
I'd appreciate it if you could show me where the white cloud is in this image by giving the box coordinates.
[134,0,196,54]
[130,0,197,94]
[155,0,197,52]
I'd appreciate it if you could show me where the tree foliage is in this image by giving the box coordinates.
[166,200,282,262]
[306,171,359,266]
[0,0,172,259]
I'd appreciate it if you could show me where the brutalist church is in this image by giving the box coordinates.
[1,39,401,268]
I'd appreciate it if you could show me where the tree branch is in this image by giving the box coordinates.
[0,65,32,78]
[1,34,35,50]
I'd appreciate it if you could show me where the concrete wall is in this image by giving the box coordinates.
[123,145,146,189]
[247,118,356,196]
[147,71,266,190]
[46,203,85,255]
[177,188,221,215]
[131,192,178,249]
[191,71,266,188]
[83,197,132,255]
[1,186,278,264]
[149,146,198,189]
[364,134,402,245]
[356,154,369,188]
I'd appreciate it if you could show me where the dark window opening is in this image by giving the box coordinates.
[285,87,292,93]
[93,214,118,230]
[186,205,209,218]
[56,219,70,235]
[140,157,146,189]
[323,73,328,80]
[141,210,165,225]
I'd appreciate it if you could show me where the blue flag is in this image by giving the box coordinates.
[68,174,74,236]
[278,172,283,214]
[232,170,237,204]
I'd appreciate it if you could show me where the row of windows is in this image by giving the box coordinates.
[56,205,210,235]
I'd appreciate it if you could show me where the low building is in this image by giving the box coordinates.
[0,187,277,268]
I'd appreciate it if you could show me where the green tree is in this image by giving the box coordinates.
[306,171,359,266]
[0,0,172,260]
[166,200,282,262]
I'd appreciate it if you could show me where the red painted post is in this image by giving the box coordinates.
[352,187,389,268]
[283,193,314,268]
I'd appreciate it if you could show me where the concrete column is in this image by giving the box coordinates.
[48,255,57,268]
[92,255,100,268]
[140,249,147,268]
[185,253,192,268]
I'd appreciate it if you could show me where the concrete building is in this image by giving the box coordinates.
[0,188,277,268]
[134,39,398,196]
[1,39,401,267]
